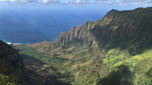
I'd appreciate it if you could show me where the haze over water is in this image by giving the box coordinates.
[0,5,109,44]
[0,4,149,44]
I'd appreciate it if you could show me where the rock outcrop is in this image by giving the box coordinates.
[55,7,152,54]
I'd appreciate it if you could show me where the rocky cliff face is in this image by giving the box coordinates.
[55,7,152,54]
[91,7,152,54]
[52,7,152,84]
[17,7,152,85]
[55,21,95,46]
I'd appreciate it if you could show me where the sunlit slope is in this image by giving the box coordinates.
[18,7,152,85]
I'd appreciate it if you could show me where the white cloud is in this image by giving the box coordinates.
[0,0,8,1]
[67,0,115,4]
[41,0,60,3]
[9,0,38,3]
[0,0,60,4]
[95,0,116,3]
[0,0,151,4]
[120,0,142,3]
[119,0,151,4]
[67,0,152,4]
[68,0,88,4]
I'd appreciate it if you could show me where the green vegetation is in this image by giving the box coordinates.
[1,7,152,85]
[0,74,15,85]
[16,7,152,85]
[97,65,132,85]
[18,43,152,85]
[102,49,152,85]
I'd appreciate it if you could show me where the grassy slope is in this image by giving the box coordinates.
[17,43,152,85]
[17,7,152,85]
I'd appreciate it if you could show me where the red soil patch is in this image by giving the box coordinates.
[31,43,41,47]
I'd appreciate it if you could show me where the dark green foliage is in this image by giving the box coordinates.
[0,74,15,85]
[0,40,28,84]
[91,7,152,55]
[18,7,152,85]
[0,40,62,85]
[1,7,152,85]
[147,67,152,78]
[97,65,132,85]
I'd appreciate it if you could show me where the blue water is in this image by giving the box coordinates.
[0,5,108,44]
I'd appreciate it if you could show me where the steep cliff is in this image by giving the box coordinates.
[55,21,95,46]
[91,7,152,54]
[55,7,152,55]
[18,7,152,85]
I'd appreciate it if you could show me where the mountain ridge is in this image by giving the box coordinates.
[11,7,152,84]
[53,7,152,55]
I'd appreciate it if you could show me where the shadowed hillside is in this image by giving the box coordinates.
[15,7,152,84]
[0,40,69,85]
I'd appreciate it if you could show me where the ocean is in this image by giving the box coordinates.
[0,5,109,44]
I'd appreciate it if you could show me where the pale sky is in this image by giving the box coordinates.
[0,0,152,4]
[0,0,151,10]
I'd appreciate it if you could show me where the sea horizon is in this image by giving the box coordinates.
[0,5,109,44]
[0,4,149,44]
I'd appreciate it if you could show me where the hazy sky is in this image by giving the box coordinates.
[0,0,151,10]
[0,0,151,4]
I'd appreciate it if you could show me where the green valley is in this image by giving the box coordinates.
[17,7,152,85]
[0,7,152,85]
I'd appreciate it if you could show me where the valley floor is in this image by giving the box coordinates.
[17,42,152,85]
